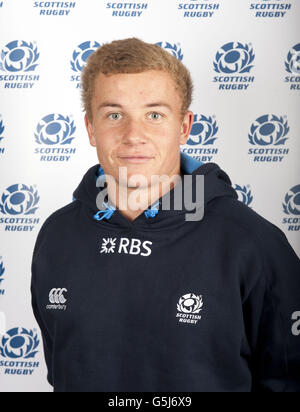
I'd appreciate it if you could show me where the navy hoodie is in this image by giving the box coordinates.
[31,152,300,392]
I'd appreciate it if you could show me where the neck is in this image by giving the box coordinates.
[107,166,183,222]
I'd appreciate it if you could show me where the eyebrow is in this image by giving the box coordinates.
[97,102,173,112]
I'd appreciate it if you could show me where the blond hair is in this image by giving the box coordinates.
[81,38,194,122]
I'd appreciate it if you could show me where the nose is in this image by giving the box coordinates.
[121,118,147,145]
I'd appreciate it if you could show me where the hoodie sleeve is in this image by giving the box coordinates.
[243,224,300,392]
[30,222,54,388]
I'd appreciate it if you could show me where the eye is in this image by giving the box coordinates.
[149,112,163,120]
[108,113,122,120]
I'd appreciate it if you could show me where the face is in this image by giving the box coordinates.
[85,69,194,189]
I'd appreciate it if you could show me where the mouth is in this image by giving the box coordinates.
[118,156,154,164]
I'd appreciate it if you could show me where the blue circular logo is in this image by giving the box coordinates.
[0,184,40,215]
[214,42,255,74]
[71,41,101,73]
[248,114,289,146]
[0,259,5,284]
[0,118,4,142]
[35,114,76,145]
[235,185,253,207]
[283,185,300,216]
[0,41,39,73]
[187,115,218,146]
[285,43,300,75]
[0,328,39,359]
[156,42,184,61]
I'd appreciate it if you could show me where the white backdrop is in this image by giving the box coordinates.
[0,0,299,392]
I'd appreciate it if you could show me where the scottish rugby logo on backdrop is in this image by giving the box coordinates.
[178,0,220,18]
[182,114,219,162]
[71,41,101,88]
[0,257,5,296]
[235,184,254,207]
[156,42,184,61]
[105,0,148,17]
[0,41,40,89]
[0,328,40,376]
[250,0,292,18]
[0,184,40,232]
[33,1,77,16]
[282,185,300,232]
[213,42,255,90]
[34,114,76,162]
[284,43,300,90]
[0,116,5,155]
[248,114,290,162]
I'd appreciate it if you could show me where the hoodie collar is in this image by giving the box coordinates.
[73,151,238,229]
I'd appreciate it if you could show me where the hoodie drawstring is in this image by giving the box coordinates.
[94,202,116,221]
[144,201,160,219]
[93,200,161,222]
[93,166,160,222]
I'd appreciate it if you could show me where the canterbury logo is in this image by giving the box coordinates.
[49,288,67,304]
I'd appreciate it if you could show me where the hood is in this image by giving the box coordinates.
[73,151,238,229]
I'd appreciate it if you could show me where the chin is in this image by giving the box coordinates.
[127,176,151,188]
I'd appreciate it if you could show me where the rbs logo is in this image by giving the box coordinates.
[101,237,152,257]
[292,312,300,336]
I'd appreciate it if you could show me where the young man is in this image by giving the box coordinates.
[31,38,300,392]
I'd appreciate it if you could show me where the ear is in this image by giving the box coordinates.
[85,114,96,147]
[180,111,194,145]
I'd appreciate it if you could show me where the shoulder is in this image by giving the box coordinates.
[209,197,300,292]
[209,196,292,258]
[42,200,80,227]
[32,200,81,260]
[39,200,81,234]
